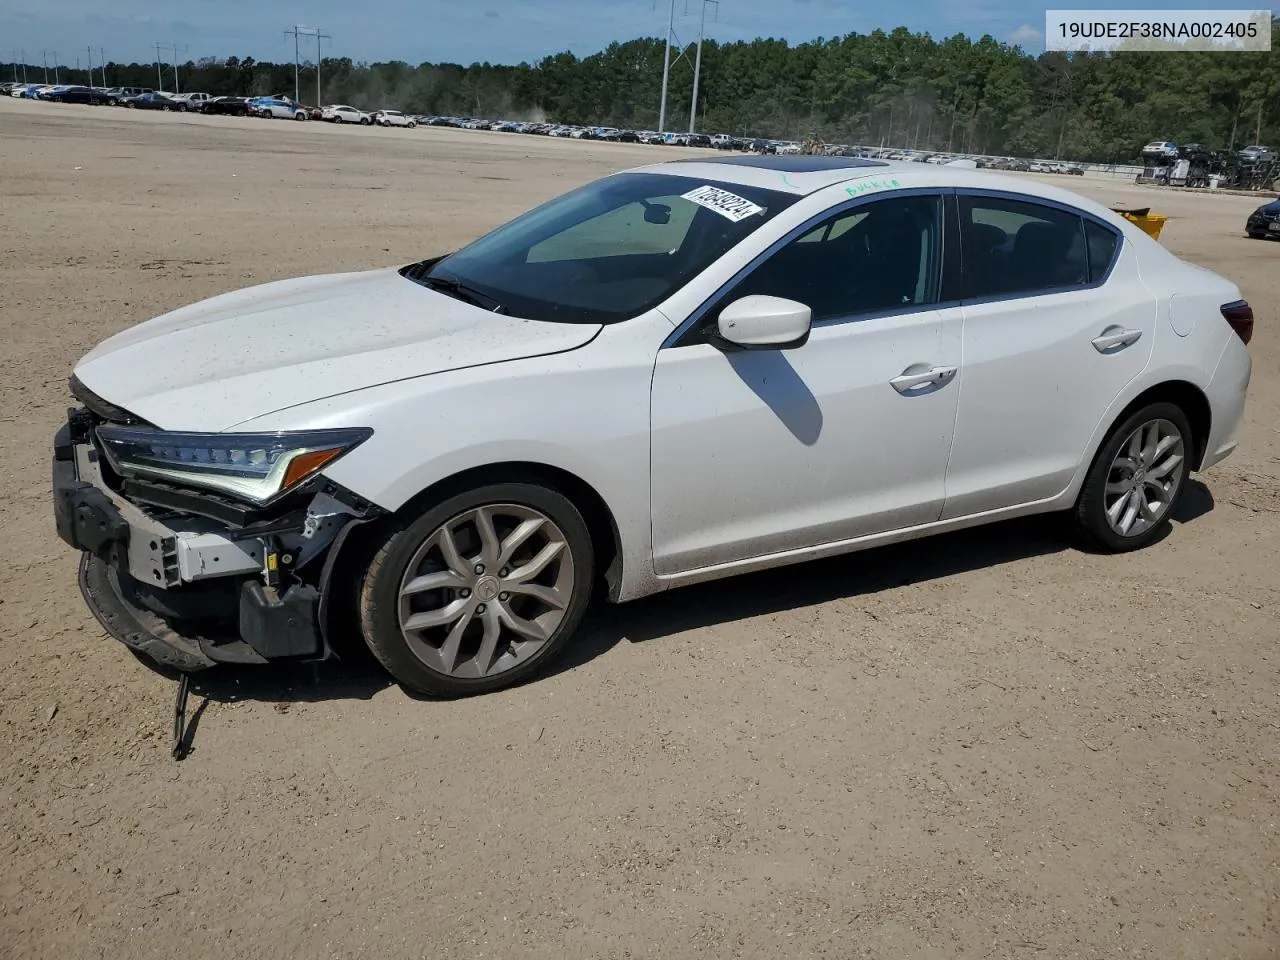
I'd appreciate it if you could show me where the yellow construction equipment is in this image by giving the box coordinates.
[1114,207,1168,241]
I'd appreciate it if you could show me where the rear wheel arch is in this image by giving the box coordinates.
[1109,381,1212,470]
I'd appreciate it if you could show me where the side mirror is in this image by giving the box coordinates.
[715,295,812,350]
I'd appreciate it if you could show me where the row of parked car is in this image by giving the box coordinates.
[1,82,424,127]
[2,80,1117,174]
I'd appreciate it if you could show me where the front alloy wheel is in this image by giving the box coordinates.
[359,483,594,696]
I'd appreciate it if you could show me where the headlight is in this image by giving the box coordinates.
[96,425,372,505]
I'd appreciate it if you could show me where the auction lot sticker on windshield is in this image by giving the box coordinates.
[682,185,765,222]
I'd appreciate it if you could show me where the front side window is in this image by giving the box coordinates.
[414,173,799,324]
[958,195,1087,299]
[719,194,943,322]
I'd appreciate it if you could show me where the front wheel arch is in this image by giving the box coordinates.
[390,463,623,601]
[320,463,625,663]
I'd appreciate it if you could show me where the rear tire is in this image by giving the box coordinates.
[1073,401,1193,553]
[359,483,595,698]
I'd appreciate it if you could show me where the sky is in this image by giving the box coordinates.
[0,0,1233,69]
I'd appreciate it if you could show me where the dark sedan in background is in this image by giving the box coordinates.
[200,96,252,116]
[47,86,112,105]
[121,91,184,111]
[1245,196,1280,239]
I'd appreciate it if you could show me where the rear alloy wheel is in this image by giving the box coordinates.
[359,483,594,697]
[1073,402,1192,552]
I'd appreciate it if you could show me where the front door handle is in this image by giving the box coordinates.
[890,364,958,394]
[1092,326,1143,353]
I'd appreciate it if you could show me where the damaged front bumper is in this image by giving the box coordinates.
[54,409,380,671]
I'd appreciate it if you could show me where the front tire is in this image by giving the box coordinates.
[1073,402,1193,552]
[359,483,595,697]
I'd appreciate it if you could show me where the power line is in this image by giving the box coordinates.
[689,0,718,133]
[657,0,719,134]
[154,42,185,93]
[658,0,675,132]
[284,25,332,105]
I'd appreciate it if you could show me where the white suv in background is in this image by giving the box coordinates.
[374,110,416,128]
[322,104,372,125]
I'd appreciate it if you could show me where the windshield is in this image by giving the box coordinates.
[409,172,799,324]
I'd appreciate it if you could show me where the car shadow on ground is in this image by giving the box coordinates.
[552,478,1215,677]
[150,480,1215,723]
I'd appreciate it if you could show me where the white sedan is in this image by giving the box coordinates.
[322,104,371,125]
[374,110,416,128]
[55,157,1253,697]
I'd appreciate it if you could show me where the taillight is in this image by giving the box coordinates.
[1221,300,1254,345]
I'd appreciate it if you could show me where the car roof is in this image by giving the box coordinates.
[626,156,1133,223]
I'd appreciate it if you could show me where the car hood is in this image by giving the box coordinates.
[73,268,602,431]
[1255,199,1280,215]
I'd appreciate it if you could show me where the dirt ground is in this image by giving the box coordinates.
[1,98,1277,960]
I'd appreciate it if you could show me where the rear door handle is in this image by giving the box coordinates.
[1092,327,1143,352]
[890,365,958,394]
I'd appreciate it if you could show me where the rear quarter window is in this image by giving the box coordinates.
[1084,220,1120,283]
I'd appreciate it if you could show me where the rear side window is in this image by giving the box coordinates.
[958,195,1088,299]
[1084,220,1120,282]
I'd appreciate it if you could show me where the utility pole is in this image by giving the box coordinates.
[688,0,718,133]
[657,0,676,133]
[284,26,301,101]
[314,28,330,106]
[153,43,182,93]
[52,51,58,84]
[283,26,329,105]
[42,50,48,84]
[100,49,107,88]
[87,46,92,85]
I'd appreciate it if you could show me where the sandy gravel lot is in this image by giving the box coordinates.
[1,98,1277,960]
